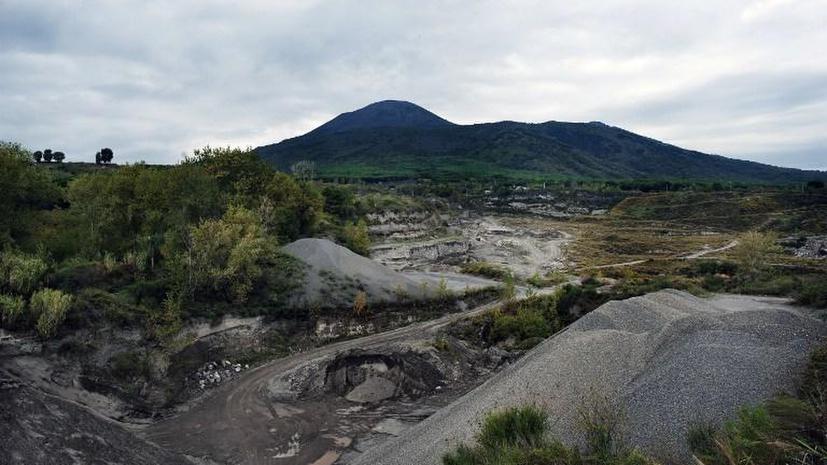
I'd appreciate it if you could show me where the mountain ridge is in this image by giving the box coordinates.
[255,100,825,183]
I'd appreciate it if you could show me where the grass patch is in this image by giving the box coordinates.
[461,261,511,280]
[443,404,658,465]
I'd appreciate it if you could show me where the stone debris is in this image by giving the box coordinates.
[792,236,827,259]
[192,360,249,390]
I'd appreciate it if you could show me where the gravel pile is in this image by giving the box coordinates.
[283,238,426,308]
[352,290,826,464]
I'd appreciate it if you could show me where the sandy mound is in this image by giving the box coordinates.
[283,238,426,308]
[352,290,826,464]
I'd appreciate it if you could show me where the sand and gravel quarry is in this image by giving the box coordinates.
[352,290,826,464]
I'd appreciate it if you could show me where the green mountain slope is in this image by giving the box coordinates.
[255,101,825,183]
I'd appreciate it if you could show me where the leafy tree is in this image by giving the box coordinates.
[322,184,356,220]
[290,160,316,182]
[95,152,101,164]
[185,146,268,196]
[100,147,114,163]
[53,151,65,163]
[260,172,324,242]
[343,219,371,256]
[0,142,60,245]
[43,149,53,162]
[33,151,42,163]
[175,206,277,303]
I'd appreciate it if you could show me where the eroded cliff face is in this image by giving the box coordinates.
[365,210,444,241]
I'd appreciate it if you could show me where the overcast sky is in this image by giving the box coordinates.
[1,0,825,169]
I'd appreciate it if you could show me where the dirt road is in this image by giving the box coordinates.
[142,299,504,465]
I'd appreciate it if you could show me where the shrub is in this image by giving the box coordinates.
[30,288,72,338]
[0,293,25,326]
[442,404,658,465]
[797,279,827,308]
[491,309,552,348]
[479,405,548,450]
[342,219,371,256]
[0,251,48,295]
[462,261,511,280]
[732,231,780,278]
[353,290,368,317]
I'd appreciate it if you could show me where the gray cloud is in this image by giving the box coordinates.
[0,0,825,168]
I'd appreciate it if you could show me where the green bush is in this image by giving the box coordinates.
[29,288,72,338]
[442,405,658,465]
[342,219,371,256]
[0,251,48,295]
[0,293,25,326]
[462,261,511,280]
[797,279,827,308]
[491,309,553,348]
[479,405,548,450]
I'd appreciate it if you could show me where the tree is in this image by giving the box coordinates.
[95,152,101,164]
[0,142,60,245]
[100,147,114,163]
[176,206,277,303]
[290,160,316,182]
[53,151,65,163]
[43,149,53,163]
[33,151,42,163]
[343,219,371,256]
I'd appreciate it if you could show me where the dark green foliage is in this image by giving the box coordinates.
[797,279,827,308]
[0,141,61,246]
[461,261,511,280]
[442,405,657,465]
[109,351,152,381]
[479,405,549,450]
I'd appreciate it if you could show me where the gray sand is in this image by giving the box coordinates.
[283,238,497,308]
[352,290,825,464]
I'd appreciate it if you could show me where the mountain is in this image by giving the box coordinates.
[307,100,454,136]
[255,100,825,183]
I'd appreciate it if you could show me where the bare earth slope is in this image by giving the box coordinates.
[0,379,191,465]
[352,290,826,465]
[283,238,426,308]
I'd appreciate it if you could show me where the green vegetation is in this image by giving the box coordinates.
[0,142,381,341]
[462,261,511,280]
[30,288,73,338]
[453,283,607,351]
[443,404,657,465]
[690,343,827,465]
[343,219,371,256]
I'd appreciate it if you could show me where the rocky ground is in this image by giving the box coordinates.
[371,215,572,279]
[353,290,826,465]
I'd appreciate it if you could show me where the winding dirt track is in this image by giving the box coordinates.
[142,299,504,465]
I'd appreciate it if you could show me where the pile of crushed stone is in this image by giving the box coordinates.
[283,238,426,308]
[352,290,826,464]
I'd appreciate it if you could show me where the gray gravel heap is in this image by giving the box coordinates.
[352,290,826,464]
[283,238,425,308]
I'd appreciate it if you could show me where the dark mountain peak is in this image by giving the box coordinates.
[309,100,454,135]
